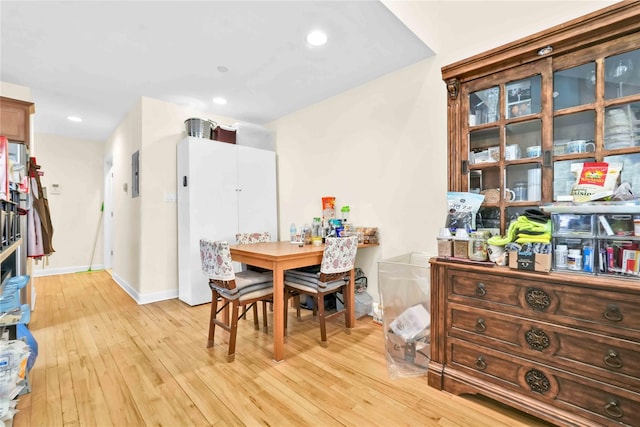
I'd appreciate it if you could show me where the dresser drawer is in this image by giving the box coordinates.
[449,305,640,388]
[448,339,640,427]
[447,269,640,339]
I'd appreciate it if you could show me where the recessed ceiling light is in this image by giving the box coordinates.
[306,30,327,47]
[67,116,82,122]
[213,97,227,105]
[217,65,229,73]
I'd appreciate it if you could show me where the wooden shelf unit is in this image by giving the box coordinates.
[0,97,34,146]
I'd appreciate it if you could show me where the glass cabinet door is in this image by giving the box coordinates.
[506,76,541,119]
[470,87,500,126]
[604,49,640,100]
[552,45,640,203]
[466,68,545,232]
[460,42,640,235]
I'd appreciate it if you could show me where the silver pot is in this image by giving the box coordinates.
[184,118,217,139]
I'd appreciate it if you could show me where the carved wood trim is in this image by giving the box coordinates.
[446,79,459,99]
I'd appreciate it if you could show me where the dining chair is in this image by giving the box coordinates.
[200,239,274,362]
[235,231,271,273]
[235,231,272,330]
[284,236,358,346]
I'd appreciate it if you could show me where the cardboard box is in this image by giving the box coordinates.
[508,251,551,272]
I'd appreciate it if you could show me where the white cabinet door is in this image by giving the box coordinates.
[177,138,277,306]
[177,138,238,305]
[236,145,277,239]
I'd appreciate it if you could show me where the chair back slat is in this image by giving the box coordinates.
[200,239,236,283]
[321,236,358,275]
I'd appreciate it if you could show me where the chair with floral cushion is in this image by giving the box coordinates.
[200,239,274,362]
[235,231,272,329]
[235,231,271,273]
[284,236,358,346]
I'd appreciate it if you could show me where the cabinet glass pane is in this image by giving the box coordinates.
[506,120,541,159]
[471,167,500,193]
[604,103,640,149]
[469,127,499,164]
[604,153,640,193]
[604,48,640,99]
[506,76,540,119]
[553,111,595,153]
[476,207,500,230]
[554,159,593,200]
[505,164,541,202]
[553,63,596,110]
[470,86,500,125]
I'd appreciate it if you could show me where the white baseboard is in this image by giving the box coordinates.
[110,272,179,305]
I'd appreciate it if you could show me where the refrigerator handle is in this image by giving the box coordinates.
[183,176,188,187]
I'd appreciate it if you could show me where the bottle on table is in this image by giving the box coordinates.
[312,217,323,246]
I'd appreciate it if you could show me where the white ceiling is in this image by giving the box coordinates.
[1,1,434,142]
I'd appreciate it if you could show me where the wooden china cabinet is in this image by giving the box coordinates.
[430,3,640,427]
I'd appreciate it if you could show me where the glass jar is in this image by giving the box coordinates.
[468,231,488,261]
[513,181,528,201]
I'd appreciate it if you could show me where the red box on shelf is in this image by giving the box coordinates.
[212,125,237,144]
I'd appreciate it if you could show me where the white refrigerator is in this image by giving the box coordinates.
[177,137,277,306]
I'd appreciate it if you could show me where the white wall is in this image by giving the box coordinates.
[0,82,33,103]
[104,99,143,298]
[30,134,105,276]
[270,58,443,299]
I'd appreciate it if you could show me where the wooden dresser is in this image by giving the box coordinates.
[429,259,640,426]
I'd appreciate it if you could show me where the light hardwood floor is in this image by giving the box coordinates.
[15,272,553,427]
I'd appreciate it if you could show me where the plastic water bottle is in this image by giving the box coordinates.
[290,223,297,242]
[341,205,350,223]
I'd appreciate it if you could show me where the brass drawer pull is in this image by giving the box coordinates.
[524,368,551,394]
[475,318,486,332]
[603,304,623,322]
[475,282,486,297]
[525,288,550,312]
[475,356,487,370]
[604,399,624,419]
[525,328,550,351]
[604,350,623,369]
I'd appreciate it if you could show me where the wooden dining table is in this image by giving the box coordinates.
[229,240,377,362]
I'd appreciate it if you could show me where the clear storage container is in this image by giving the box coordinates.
[378,252,431,379]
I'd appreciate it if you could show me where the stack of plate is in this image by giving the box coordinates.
[604,107,639,149]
